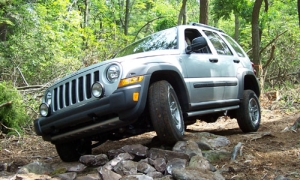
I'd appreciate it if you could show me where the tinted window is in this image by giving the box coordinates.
[222,35,245,57]
[203,31,232,55]
[116,27,178,57]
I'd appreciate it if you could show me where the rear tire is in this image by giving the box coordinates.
[236,90,261,132]
[55,139,92,162]
[148,80,184,145]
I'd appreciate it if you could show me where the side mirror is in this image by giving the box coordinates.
[185,36,208,54]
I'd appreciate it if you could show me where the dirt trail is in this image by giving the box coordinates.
[1,101,300,179]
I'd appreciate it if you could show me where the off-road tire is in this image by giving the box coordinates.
[55,139,92,162]
[236,90,261,132]
[148,80,184,145]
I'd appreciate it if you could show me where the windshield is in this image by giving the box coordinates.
[116,27,178,57]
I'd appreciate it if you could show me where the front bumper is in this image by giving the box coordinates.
[34,77,150,142]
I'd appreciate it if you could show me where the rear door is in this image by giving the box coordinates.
[202,30,241,100]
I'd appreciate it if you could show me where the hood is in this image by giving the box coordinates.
[51,49,180,86]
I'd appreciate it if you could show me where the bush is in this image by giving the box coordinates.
[0,81,28,134]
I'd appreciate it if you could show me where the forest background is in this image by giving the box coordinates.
[0,0,300,133]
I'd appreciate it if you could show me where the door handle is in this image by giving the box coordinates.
[209,58,218,63]
[233,59,240,63]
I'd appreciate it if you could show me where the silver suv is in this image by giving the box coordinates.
[34,23,261,162]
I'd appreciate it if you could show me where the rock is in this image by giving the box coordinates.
[104,152,134,170]
[54,172,77,180]
[113,160,138,175]
[202,150,231,163]
[120,174,153,180]
[231,142,243,161]
[97,167,122,180]
[274,175,291,180]
[79,154,109,166]
[51,162,86,173]
[14,173,52,180]
[147,171,163,178]
[75,173,101,180]
[172,140,202,158]
[172,141,186,152]
[66,163,86,172]
[166,158,187,174]
[189,155,216,172]
[195,141,212,150]
[137,161,156,174]
[147,148,189,162]
[149,158,166,172]
[207,136,230,148]
[186,132,230,149]
[154,175,174,180]
[17,162,53,175]
[108,149,126,159]
[172,167,225,180]
[121,144,148,157]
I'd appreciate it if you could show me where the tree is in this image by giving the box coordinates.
[199,0,209,24]
[298,0,300,26]
[211,0,253,41]
[177,0,188,25]
[251,0,268,75]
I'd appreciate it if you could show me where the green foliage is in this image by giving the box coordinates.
[0,0,299,133]
[0,81,29,134]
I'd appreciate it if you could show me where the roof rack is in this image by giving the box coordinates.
[189,22,224,33]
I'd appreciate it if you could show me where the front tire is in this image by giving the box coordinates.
[55,139,92,162]
[236,90,261,132]
[148,80,184,145]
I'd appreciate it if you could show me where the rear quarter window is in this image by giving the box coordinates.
[222,35,246,57]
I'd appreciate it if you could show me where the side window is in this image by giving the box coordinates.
[222,35,246,57]
[203,30,232,55]
[185,29,211,54]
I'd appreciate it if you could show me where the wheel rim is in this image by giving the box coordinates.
[168,88,182,131]
[248,98,260,125]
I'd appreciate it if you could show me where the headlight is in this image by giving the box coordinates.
[45,91,52,104]
[39,103,50,117]
[91,82,105,98]
[106,64,120,83]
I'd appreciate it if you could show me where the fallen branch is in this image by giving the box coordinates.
[17,85,46,91]
[0,101,12,109]
[266,71,300,81]
[0,122,21,140]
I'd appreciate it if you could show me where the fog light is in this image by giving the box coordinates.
[40,103,50,117]
[91,82,105,98]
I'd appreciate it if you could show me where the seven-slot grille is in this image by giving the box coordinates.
[52,70,100,112]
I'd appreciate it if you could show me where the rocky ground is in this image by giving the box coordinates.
[0,95,300,179]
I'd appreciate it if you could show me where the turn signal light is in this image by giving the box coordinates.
[118,76,144,87]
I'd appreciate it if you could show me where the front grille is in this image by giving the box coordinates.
[52,70,100,112]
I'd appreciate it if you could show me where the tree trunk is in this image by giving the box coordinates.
[298,0,300,26]
[124,0,130,35]
[199,0,209,24]
[0,24,7,41]
[251,0,263,75]
[177,0,188,25]
[234,13,240,41]
[83,0,89,28]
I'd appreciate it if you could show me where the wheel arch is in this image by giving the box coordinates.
[239,71,261,98]
[148,70,190,113]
